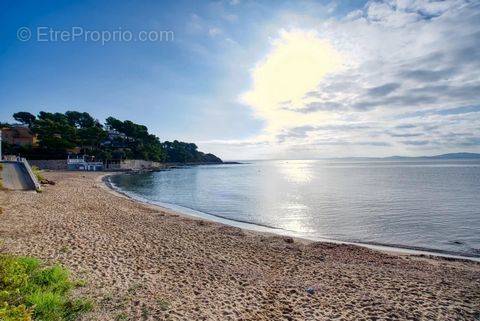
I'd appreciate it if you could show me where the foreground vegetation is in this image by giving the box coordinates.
[30,166,45,183]
[1,111,222,163]
[0,255,91,321]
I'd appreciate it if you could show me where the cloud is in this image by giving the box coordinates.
[436,105,480,116]
[314,140,391,147]
[221,13,238,22]
[399,68,457,82]
[395,124,416,129]
[208,27,223,37]
[241,29,344,133]
[232,0,480,158]
[276,125,316,143]
[367,83,401,96]
[186,14,204,34]
[276,123,375,144]
[388,132,423,138]
[295,101,342,113]
[401,140,430,146]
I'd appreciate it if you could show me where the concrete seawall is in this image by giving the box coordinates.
[27,159,226,171]
[0,160,40,190]
[28,159,166,171]
[28,159,68,170]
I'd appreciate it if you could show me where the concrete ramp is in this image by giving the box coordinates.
[1,161,39,190]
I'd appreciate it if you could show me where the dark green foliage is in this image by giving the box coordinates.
[1,111,222,163]
[106,117,148,139]
[0,255,92,321]
[12,112,36,128]
[65,111,95,129]
[77,125,107,151]
[162,141,200,163]
[33,112,77,152]
[161,142,222,163]
[105,117,165,162]
[199,152,222,163]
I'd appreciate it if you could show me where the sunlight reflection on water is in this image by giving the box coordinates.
[111,159,480,257]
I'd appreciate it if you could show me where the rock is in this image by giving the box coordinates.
[284,237,294,244]
[40,179,56,185]
[306,287,315,295]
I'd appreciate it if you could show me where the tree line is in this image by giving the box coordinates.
[1,111,222,163]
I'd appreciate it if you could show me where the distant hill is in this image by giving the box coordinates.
[385,153,480,160]
[330,153,480,161]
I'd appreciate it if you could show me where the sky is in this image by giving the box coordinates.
[0,0,479,160]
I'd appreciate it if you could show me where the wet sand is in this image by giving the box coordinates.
[0,171,479,320]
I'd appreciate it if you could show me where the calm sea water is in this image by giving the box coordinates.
[110,159,480,257]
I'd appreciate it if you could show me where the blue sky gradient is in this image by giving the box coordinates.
[1,0,479,159]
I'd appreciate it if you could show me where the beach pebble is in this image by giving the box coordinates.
[3,171,479,321]
[283,237,294,244]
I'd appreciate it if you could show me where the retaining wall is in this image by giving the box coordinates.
[28,159,165,171]
[105,159,165,171]
[28,159,68,170]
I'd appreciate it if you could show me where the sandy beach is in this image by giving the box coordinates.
[0,171,479,321]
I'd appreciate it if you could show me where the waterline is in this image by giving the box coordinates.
[105,174,480,262]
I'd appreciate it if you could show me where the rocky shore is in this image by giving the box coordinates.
[0,171,479,320]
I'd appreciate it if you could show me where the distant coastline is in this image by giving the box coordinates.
[256,152,480,162]
[225,153,480,163]
[330,152,480,161]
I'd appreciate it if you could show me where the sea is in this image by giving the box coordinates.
[109,159,480,258]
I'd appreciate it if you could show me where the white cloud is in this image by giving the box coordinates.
[222,13,238,22]
[186,13,204,34]
[208,27,223,37]
[241,29,344,134]
[231,0,480,159]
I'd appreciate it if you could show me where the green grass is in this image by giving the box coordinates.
[114,312,128,321]
[0,255,92,321]
[156,298,170,311]
[30,166,44,182]
[141,306,149,320]
[59,246,71,255]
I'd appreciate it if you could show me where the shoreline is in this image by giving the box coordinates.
[1,171,479,320]
[104,172,480,263]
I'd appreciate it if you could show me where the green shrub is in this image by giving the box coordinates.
[30,166,44,182]
[156,298,170,311]
[0,302,32,321]
[0,255,92,321]
[27,291,65,320]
